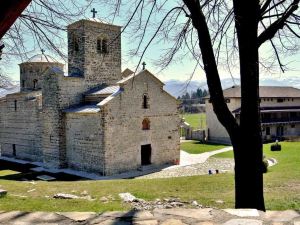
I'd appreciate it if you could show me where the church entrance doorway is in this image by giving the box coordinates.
[141,144,151,165]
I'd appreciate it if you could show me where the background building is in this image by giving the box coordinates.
[205,86,300,143]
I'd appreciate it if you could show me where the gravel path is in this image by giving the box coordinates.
[135,147,234,179]
[136,157,234,179]
[178,146,233,166]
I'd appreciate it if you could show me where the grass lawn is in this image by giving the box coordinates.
[213,150,234,158]
[213,141,300,210]
[0,142,299,212]
[181,113,206,129]
[181,141,228,154]
[0,173,235,212]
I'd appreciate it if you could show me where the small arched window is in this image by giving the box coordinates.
[33,79,38,89]
[96,38,109,54]
[21,80,25,88]
[142,118,150,130]
[143,94,149,109]
[14,100,17,111]
[102,39,108,53]
[97,39,102,53]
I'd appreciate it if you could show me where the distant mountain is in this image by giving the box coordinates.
[0,75,14,88]
[260,76,300,89]
[164,76,300,97]
[0,76,20,98]
[163,80,207,98]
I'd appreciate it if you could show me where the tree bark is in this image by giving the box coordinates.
[0,0,32,39]
[183,0,266,210]
[233,0,265,210]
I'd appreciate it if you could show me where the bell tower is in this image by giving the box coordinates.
[67,18,122,87]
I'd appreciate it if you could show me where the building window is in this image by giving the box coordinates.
[96,38,109,54]
[143,94,149,109]
[277,98,284,103]
[97,39,102,53]
[33,79,38,89]
[142,118,150,130]
[291,124,295,128]
[14,100,17,111]
[102,39,108,53]
[266,127,270,135]
[22,80,25,88]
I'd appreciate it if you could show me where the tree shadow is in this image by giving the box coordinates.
[0,159,88,181]
[87,209,141,225]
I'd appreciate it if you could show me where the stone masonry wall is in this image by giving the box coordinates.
[67,20,122,88]
[19,62,64,91]
[42,68,86,168]
[0,91,43,161]
[65,113,105,174]
[102,71,180,175]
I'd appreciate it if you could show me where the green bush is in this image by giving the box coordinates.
[262,159,269,173]
[271,143,281,151]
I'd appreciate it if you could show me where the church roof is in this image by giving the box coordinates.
[117,69,164,86]
[22,54,61,64]
[121,68,134,78]
[63,104,100,114]
[86,18,110,24]
[67,18,121,29]
[88,86,120,96]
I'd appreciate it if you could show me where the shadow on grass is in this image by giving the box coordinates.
[193,141,230,146]
[0,159,173,181]
[0,159,87,181]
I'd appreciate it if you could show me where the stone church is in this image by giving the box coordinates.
[0,18,180,176]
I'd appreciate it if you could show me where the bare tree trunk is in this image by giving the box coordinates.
[233,0,265,211]
[184,0,265,210]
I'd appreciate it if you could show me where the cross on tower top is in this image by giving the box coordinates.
[91,8,97,18]
[142,62,146,70]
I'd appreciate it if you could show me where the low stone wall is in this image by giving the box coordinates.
[190,129,205,141]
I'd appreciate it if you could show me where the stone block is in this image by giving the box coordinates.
[161,219,187,225]
[57,212,96,222]
[223,209,259,217]
[153,208,213,220]
[264,210,300,222]
[133,220,158,225]
[223,219,262,225]
[0,189,7,197]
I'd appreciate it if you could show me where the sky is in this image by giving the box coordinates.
[2,0,300,84]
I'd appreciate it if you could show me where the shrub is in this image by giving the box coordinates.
[271,143,281,151]
[262,159,269,173]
